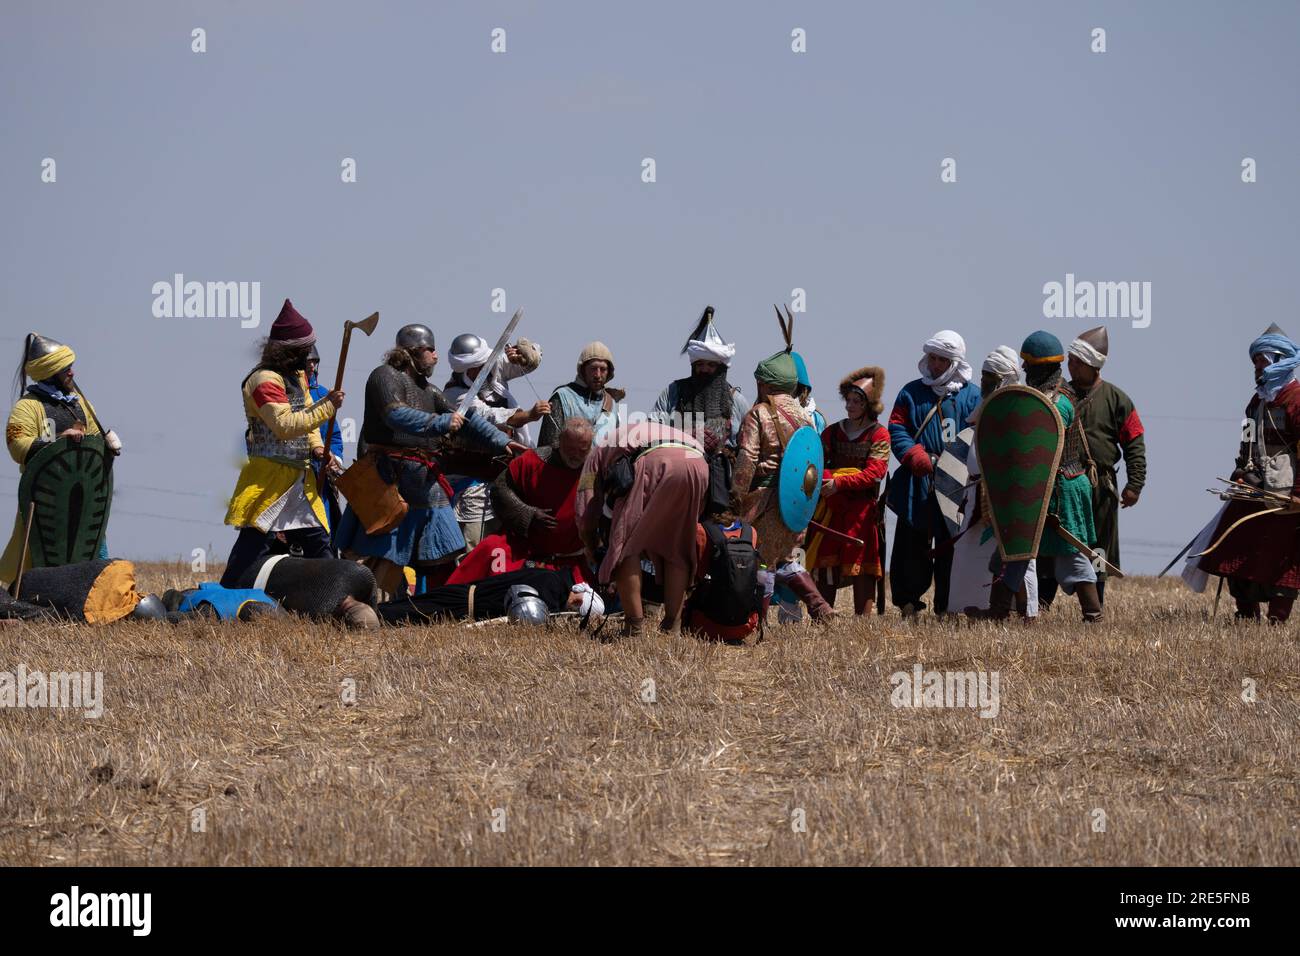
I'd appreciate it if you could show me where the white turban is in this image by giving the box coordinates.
[449,340,495,373]
[919,330,973,396]
[571,583,605,619]
[686,338,736,366]
[1068,337,1107,369]
[982,345,1020,386]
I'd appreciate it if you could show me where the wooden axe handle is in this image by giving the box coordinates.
[318,325,351,482]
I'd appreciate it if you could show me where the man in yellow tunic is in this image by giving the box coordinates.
[220,299,345,587]
[2,333,118,584]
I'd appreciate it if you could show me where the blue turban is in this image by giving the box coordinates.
[1249,332,1300,401]
[791,351,812,389]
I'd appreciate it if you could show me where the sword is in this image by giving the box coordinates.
[69,381,118,472]
[457,308,523,418]
[1046,514,1124,578]
[1157,530,1201,577]
[807,519,865,548]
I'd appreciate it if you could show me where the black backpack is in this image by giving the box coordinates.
[691,521,762,627]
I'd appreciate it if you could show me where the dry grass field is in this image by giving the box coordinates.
[1,562,1297,866]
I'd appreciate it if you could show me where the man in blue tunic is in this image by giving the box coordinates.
[886,330,981,616]
[538,341,624,447]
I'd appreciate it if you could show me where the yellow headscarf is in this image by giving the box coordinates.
[25,345,75,382]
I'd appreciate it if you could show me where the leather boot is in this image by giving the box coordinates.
[784,571,836,623]
[622,616,646,639]
[1267,595,1295,624]
[985,580,1015,620]
[1075,582,1103,623]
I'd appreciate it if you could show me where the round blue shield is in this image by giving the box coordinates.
[778,426,824,532]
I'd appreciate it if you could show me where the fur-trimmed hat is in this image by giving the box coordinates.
[576,341,615,382]
[838,365,885,415]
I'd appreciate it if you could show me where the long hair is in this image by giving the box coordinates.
[13,333,34,400]
[255,338,313,377]
[385,347,416,374]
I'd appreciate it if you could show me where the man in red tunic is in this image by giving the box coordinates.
[446,418,594,585]
[804,366,891,615]
[1197,325,1300,622]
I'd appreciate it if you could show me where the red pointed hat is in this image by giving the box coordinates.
[269,299,315,346]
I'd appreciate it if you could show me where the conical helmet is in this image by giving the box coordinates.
[22,332,75,382]
[26,333,67,363]
[1075,325,1109,357]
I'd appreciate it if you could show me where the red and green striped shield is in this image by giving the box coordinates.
[973,385,1064,561]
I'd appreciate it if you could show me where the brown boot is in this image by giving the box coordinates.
[622,616,646,638]
[1075,582,1103,623]
[659,616,682,636]
[784,571,836,623]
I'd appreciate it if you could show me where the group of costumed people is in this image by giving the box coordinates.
[38,295,1300,640]
[887,326,1145,624]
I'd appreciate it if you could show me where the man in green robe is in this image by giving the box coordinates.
[986,331,1102,623]
[1042,325,1146,607]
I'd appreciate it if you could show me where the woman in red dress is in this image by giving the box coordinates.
[804,366,890,615]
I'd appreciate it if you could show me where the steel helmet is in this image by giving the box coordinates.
[505,584,549,626]
[396,324,436,350]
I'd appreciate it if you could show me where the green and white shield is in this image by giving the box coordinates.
[18,435,114,568]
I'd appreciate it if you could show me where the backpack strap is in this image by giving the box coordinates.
[702,520,728,557]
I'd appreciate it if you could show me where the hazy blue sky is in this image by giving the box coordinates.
[3,1,1298,572]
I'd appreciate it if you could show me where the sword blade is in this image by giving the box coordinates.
[1157,530,1202,577]
[457,308,523,418]
[1047,515,1124,578]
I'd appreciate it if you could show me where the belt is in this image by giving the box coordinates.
[636,440,702,459]
[368,443,455,501]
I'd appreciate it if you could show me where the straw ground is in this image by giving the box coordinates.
[1,565,1296,865]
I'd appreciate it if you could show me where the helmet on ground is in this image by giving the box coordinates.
[129,593,167,621]
[506,584,549,625]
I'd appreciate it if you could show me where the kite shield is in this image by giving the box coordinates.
[934,425,974,538]
[18,435,114,568]
[778,426,824,533]
[973,385,1064,561]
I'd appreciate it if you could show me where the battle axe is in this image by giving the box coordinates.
[319,311,379,494]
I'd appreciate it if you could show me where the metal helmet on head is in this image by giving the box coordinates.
[396,324,435,350]
[26,333,67,363]
[505,584,549,626]
[450,333,485,358]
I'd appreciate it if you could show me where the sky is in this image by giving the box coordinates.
[2,0,1298,572]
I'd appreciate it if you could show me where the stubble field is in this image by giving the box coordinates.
[1,564,1296,866]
